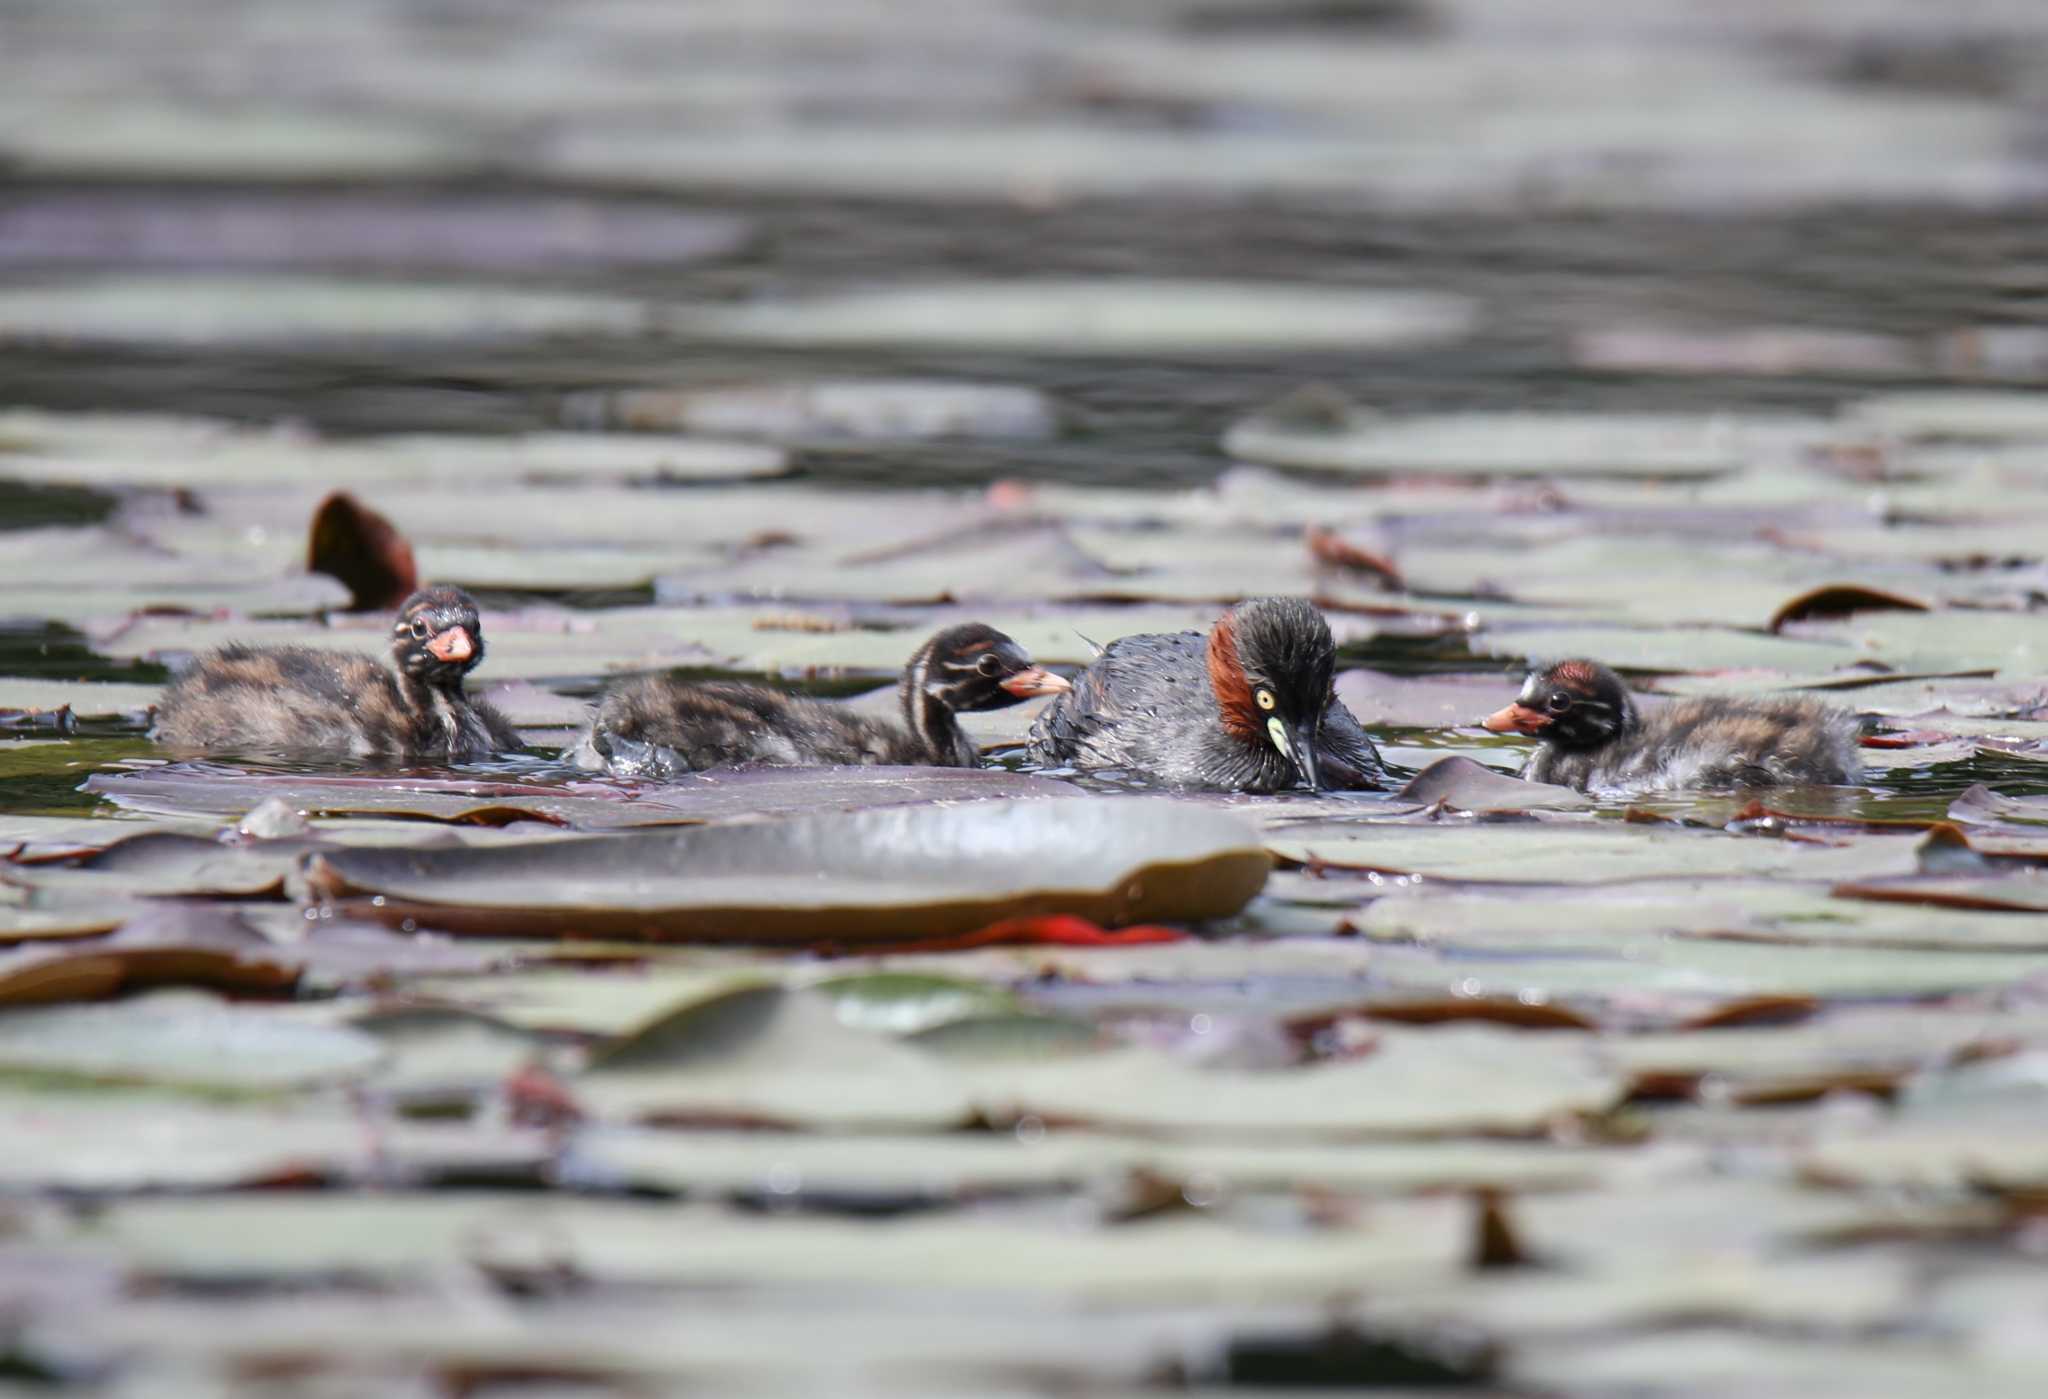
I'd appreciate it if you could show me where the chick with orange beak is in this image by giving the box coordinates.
[153,584,518,761]
[1485,658,1859,794]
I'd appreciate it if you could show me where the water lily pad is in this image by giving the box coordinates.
[0,680,160,722]
[569,380,1059,442]
[86,764,1083,830]
[307,798,1271,941]
[1226,405,1824,478]
[582,986,975,1128]
[1468,622,1866,675]
[0,103,475,180]
[680,280,1477,356]
[0,990,381,1090]
[1573,324,1921,379]
[0,424,785,491]
[0,1089,377,1190]
[84,1191,1470,1300]
[576,1126,1630,1199]
[0,192,750,269]
[1846,390,2048,442]
[84,767,696,829]
[1398,757,1589,813]
[1357,880,2048,954]
[961,1023,1621,1138]
[1275,823,1913,885]
[0,277,658,349]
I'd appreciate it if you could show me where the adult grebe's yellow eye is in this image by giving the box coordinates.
[1255,688,1277,711]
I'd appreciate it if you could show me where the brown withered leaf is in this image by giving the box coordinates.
[307,490,418,612]
[1767,582,1932,633]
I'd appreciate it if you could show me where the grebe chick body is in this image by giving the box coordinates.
[1484,659,1859,794]
[153,585,517,761]
[576,623,1068,778]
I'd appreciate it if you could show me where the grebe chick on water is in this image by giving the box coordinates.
[1483,658,1860,794]
[1025,596,1384,792]
[575,623,1069,778]
[152,585,518,761]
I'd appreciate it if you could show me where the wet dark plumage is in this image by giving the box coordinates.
[574,623,1066,778]
[152,585,518,761]
[1486,658,1860,793]
[1025,596,1384,792]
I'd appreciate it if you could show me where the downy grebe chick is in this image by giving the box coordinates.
[575,623,1070,778]
[1483,658,1860,793]
[153,585,518,761]
[1025,596,1384,792]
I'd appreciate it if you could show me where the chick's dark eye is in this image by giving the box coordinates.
[975,653,1005,677]
[1546,692,1573,715]
[409,618,429,639]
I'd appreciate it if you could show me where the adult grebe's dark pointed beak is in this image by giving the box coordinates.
[1483,702,1549,735]
[1001,666,1071,698]
[425,626,475,663]
[1291,723,1323,791]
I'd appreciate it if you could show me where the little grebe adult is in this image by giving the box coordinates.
[153,585,518,761]
[1025,596,1383,792]
[1483,658,1860,793]
[574,623,1069,778]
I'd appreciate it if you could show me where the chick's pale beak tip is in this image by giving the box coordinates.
[1002,667,1072,698]
[1484,703,1548,735]
[426,626,475,663]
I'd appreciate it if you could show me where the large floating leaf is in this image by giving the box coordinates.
[306,798,1271,941]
